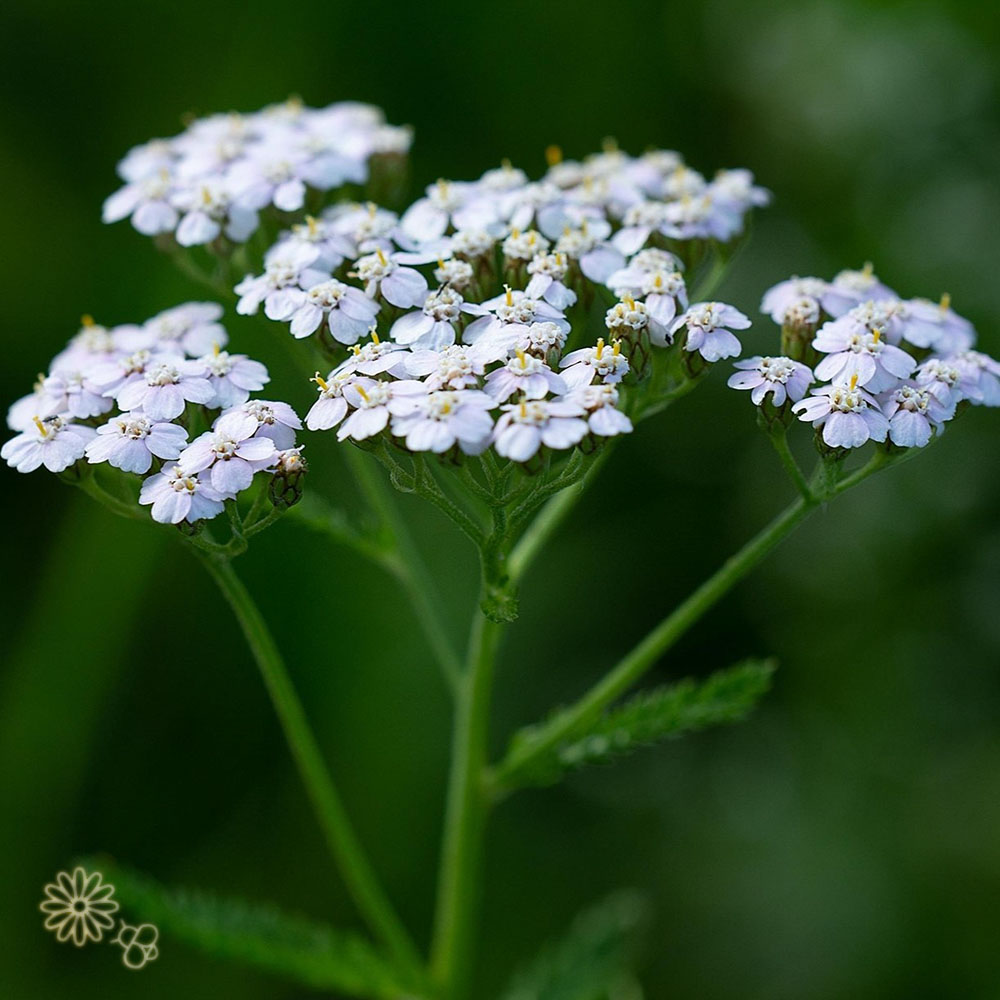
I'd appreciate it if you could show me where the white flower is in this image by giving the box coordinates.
[605,296,651,338]
[284,277,381,343]
[32,369,112,421]
[879,383,955,447]
[566,384,633,437]
[337,378,427,442]
[352,248,428,308]
[671,302,751,362]
[606,248,684,296]
[228,149,309,213]
[812,318,915,392]
[463,287,569,350]
[178,410,278,494]
[39,868,119,946]
[888,295,976,354]
[502,228,550,261]
[400,179,499,243]
[389,389,495,454]
[508,321,568,360]
[198,346,270,408]
[85,414,188,474]
[760,276,829,325]
[406,343,500,390]
[335,336,411,377]
[327,201,398,255]
[223,399,301,449]
[2,416,94,473]
[484,350,566,403]
[139,465,226,523]
[560,338,630,389]
[102,170,178,235]
[914,357,963,405]
[434,258,475,291]
[727,356,813,406]
[115,360,215,421]
[172,179,259,246]
[234,243,321,319]
[450,228,496,260]
[305,370,358,431]
[554,221,624,283]
[390,286,479,350]
[791,375,889,448]
[281,215,356,271]
[525,252,577,309]
[492,398,589,461]
[126,302,228,357]
[820,263,896,317]
[950,351,1000,406]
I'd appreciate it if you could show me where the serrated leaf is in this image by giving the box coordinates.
[78,858,417,998]
[499,890,648,1000]
[500,659,776,788]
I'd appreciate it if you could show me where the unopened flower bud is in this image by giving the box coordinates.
[268,448,308,508]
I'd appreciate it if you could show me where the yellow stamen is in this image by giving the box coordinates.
[871,327,882,345]
[81,314,95,328]
[511,227,520,239]
[862,261,874,277]
[595,338,605,360]
[356,384,370,403]
[504,284,513,307]
[562,225,571,237]
[624,294,636,310]
[612,339,622,356]
[311,372,330,391]
[306,214,319,236]
[516,348,528,368]
[212,341,221,357]
[351,345,362,356]
[201,186,212,206]
[939,292,951,313]
[32,415,48,437]
[367,201,377,218]
[518,400,527,418]
[438,258,446,270]
[376,247,387,266]
[849,373,859,391]
[501,157,512,171]
[545,145,563,167]
[370,329,380,345]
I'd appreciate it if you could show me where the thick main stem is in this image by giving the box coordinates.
[495,495,815,786]
[430,608,503,997]
[198,554,423,977]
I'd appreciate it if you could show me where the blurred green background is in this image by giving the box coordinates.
[2,0,1000,996]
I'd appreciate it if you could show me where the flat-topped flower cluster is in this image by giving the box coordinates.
[3,303,303,523]
[234,142,769,460]
[730,265,1000,448]
[102,99,412,248]
[7,97,999,530]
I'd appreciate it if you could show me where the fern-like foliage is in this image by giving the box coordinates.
[499,659,776,789]
[78,857,418,998]
[499,890,648,1000]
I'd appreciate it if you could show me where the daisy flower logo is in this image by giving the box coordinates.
[39,867,119,946]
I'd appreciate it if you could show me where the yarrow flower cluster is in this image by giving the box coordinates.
[4,303,302,524]
[102,99,412,247]
[9,97,998,535]
[727,265,999,449]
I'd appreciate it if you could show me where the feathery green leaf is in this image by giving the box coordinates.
[498,890,648,1000]
[78,858,419,998]
[498,659,776,789]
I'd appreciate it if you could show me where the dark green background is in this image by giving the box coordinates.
[2,0,999,996]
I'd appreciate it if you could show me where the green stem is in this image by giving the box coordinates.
[770,430,813,500]
[196,553,424,978]
[429,608,504,998]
